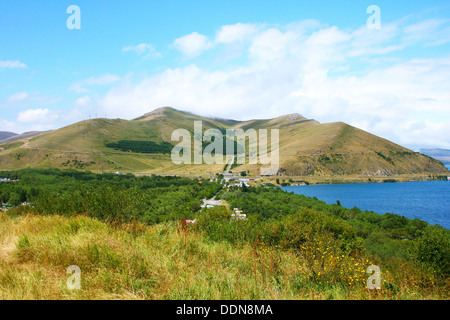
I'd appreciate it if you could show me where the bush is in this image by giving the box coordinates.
[410,226,450,278]
[194,206,251,244]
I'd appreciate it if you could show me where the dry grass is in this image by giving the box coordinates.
[0,211,447,300]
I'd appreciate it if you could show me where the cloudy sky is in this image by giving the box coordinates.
[1,0,450,150]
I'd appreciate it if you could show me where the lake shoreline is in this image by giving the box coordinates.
[281,180,450,229]
[260,173,450,187]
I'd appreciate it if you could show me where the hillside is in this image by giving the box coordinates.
[0,132,18,142]
[0,107,447,176]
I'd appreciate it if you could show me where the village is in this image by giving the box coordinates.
[183,171,251,225]
[0,177,19,183]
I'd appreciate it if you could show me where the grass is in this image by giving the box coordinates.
[0,211,447,300]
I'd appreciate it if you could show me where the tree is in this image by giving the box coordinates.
[8,193,21,206]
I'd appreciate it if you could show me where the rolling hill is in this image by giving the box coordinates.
[0,131,49,144]
[0,107,447,176]
[0,131,18,142]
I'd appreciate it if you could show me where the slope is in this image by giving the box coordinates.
[0,107,447,176]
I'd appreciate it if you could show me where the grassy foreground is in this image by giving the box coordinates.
[0,211,447,300]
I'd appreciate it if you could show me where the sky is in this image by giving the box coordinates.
[1,0,450,150]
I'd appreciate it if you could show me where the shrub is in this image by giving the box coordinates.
[409,226,450,278]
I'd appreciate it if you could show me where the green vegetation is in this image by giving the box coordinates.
[375,151,394,164]
[105,140,174,154]
[0,169,448,299]
[0,169,221,225]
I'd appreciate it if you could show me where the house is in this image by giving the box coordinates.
[231,208,246,220]
[239,179,250,187]
[1,203,12,210]
[200,198,223,208]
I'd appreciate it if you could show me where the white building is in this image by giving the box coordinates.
[231,208,246,220]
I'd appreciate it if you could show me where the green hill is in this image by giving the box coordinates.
[0,107,447,176]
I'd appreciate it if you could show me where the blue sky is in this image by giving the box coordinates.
[1,0,450,150]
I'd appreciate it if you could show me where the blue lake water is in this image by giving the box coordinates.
[282,181,450,229]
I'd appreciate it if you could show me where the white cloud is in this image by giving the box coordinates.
[70,74,121,93]
[403,18,450,45]
[0,118,18,133]
[215,23,258,43]
[0,60,27,69]
[348,22,402,57]
[17,108,58,124]
[75,95,91,107]
[172,32,213,57]
[122,43,162,58]
[8,92,29,101]
[248,28,300,62]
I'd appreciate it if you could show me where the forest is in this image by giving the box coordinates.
[0,168,221,224]
[105,140,174,154]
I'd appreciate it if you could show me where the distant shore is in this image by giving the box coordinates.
[252,173,450,187]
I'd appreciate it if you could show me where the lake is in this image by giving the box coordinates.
[282,180,450,229]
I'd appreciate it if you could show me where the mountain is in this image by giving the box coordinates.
[0,107,447,176]
[420,148,450,165]
[0,131,18,141]
[0,131,49,144]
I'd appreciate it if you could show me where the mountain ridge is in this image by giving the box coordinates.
[0,107,447,176]
[420,148,450,165]
[0,131,18,142]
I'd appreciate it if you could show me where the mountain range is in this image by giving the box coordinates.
[0,107,447,176]
[0,131,48,144]
[419,148,450,165]
[0,131,18,141]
